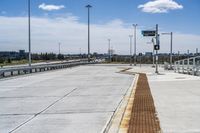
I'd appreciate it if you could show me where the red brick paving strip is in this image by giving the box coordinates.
[128,74,161,133]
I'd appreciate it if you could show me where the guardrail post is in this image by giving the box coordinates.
[187,59,190,74]
[182,60,184,73]
[11,71,14,76]
[193,57,196,75]
[178,61,180,73]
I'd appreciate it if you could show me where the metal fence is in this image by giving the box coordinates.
[174,56,200,76]
[0,59,96,78]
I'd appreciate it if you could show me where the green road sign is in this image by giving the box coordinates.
[142,30,156,36]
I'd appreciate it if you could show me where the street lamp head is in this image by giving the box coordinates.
[133,24,138,27]
[161,32,173,35]
[86,5,92,8]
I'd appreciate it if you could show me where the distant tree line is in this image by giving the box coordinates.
[0,53,65,64]
[0,52,104,65]
[108,53,200,64]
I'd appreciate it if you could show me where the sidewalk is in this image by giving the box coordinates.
[129,65,200,132]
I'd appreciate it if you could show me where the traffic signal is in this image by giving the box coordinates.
[154,45,160,50]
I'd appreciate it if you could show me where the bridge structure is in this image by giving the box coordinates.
[0,63,200,133]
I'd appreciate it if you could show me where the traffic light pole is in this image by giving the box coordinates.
[155,24,159,74]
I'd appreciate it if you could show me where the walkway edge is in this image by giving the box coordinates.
[105,73,139,133]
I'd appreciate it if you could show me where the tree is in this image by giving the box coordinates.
[7,58,12,63]
[57,54,64,60]
[0,58,5,64]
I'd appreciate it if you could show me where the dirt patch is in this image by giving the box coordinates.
[128,73,161,133]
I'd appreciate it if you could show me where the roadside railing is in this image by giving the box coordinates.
[174,56,200,76]
[0,59,96,78]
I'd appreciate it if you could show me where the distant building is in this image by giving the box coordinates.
[19,50,26,58]
[145,52,152,56]
[0,50,26,59]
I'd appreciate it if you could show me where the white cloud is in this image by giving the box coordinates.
[1,11,7,15]
[0,15,199,54]
[38,3,65,11]
[138,0,183,13]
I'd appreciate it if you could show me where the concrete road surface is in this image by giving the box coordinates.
[0,64,133,133]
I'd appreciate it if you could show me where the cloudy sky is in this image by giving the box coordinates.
[0,0,200,54]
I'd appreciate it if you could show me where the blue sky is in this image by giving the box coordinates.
[0,0,200,54]
[1,0,200,34]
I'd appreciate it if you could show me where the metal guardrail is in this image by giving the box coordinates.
[174,56,200,76]
[0,59,95,78]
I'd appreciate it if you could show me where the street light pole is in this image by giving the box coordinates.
[133,24,137,66]
[28,0,31,67]
[58,43,61,54]
[196,48,198,55]
[108,39,111,63]
[162,32,173,69]
[147,39,155,67]
[86,5,92,62]
[129,35,133,66]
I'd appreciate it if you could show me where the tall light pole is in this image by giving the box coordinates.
[108,39,111,63]
[86,5,92,62]
[162,32,173,69]
[178,51,180,60]
[196,48,198,55]
[58,43,61,54]
[133,24,138,66]
[129,35,133,66]
[28,0,31,67]
[147,39,155,67]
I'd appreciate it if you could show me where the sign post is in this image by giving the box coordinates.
[155,24,159,74]
[142,25,160,73]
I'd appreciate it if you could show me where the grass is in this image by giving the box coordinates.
[0,60,45,67]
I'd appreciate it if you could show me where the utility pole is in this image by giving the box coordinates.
[108,39,111,63]
[129,35,133,66]
[155,24,159,73]
[133,24,138,66]
[86,5,92,62]
[28,0,31,67]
